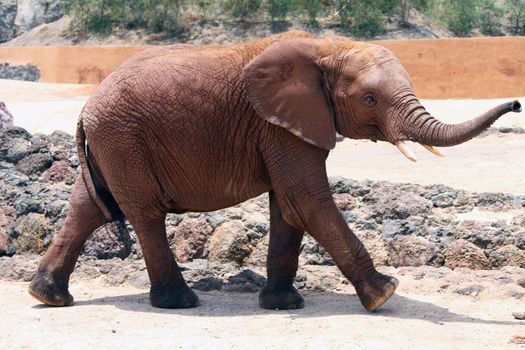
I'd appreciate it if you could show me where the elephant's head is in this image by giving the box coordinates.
[242,36,522,161]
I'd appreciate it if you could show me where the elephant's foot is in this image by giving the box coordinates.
[259,285,304,310]
[28,270,74,307]
[354,271,399,312]
[150,281,199,309]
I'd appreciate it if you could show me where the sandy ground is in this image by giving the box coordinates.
[1,267,524,350]
[1,79,524,194]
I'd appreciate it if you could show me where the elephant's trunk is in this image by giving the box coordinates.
[410,100,521,147]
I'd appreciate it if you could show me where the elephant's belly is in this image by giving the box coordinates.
[167,180,271,214]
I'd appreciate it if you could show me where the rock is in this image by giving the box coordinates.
[364,187,432,220]
[0,101,14,129]
[224,269,266,293]
[507,289,524,299]
[458,220,509,249]
[342,210,358,223]
[8,213,51,254]
[0,210,9,256]
[387,236,440,267]
[455,284,484,296]
[14,0,63,32]
[513,312,525,320]
[0,63,40,82]
[243,211,268,244]
[208,220,252,265]
[83,221,133,259]
[359,231,390,266]
[333,193,356,211]
[0,0,17,42]
[0,127,32,163]
[381,219,424,239]
[517,277,525,288]
[509,336,525,345]
[41,160,77,183]
[475,192,512,211]
[0,255,38,281]
[488,245,525,268]
[168,218,212,263]
[44,199,68,222]
[516,232,525,250]
[192,276,224,291]
[300,234,335,266]
[245,234,268,267]
[444,239,489,269]
[15,152,53,175]
[428,226,456,246]
[329,177,370,196]
[179,258,208,271]
[430,192,457,208]
[127,270,150,289]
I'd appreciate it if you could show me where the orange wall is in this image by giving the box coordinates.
[374,36,525,99]
[0,36,524,99]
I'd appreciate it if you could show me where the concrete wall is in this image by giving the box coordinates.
[0,36,524,99]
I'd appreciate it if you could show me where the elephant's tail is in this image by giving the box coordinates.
[76,117,124,222]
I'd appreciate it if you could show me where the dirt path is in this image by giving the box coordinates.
[2,266,524,350]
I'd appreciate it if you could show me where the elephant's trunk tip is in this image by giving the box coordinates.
[510,100,522,113]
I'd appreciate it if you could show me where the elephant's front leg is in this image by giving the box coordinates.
[302,201,399,312]
[261,137,398,311]
[259,191,305,310]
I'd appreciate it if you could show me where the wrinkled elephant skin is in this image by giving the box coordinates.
[29,31,521,312]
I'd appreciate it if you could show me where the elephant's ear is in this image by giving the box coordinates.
[242,39,336,150]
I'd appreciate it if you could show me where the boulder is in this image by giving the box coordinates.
[41,160,77,183]
[300,234,335,266]
[83,221,133,260]
[444,239,489,269]
[0,0,17,42]
[14,0,62,32]
[458,220,510,249]
[15,152,53,175]
[0,63,40,82]
[223,269,266,293]
[387,235,440,267]
[8,212,51,254]
[245,234,268,267]
[359,231,390,266]
[516,232,525,250]
[0,127,32,163]
[0,209,9,256]
[168,218,213,263]
[363,186,432,220]
[208,220,252,265]
[489,245,525,268]
[0,101,14,129]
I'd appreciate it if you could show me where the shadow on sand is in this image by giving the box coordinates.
[43,290,520,327]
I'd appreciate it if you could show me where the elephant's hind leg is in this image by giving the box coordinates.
[126,215,199,309]
[28,174,106,306]
[259,192,305,310]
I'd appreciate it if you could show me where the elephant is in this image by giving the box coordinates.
[28,30,521,312]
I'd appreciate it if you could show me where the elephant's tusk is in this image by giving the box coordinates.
[421,144,444,157]
[395,141,417,162]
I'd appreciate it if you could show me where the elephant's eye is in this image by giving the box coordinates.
[363,94,377,107]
